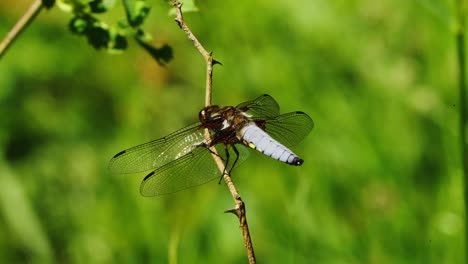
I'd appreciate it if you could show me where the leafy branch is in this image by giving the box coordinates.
[170,1,256,263]
[0,0,172,64]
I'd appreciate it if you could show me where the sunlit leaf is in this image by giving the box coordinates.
[108,31,128,52]
[123,0,151,27]
[69,15,92,35]
[57,0,88,12]
[135,28,152,42]
[88,0,116,13]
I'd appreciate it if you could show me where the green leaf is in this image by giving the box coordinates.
[123,0,151,27]
[89,0,107,13]
[88,0,116,13]
[86,24,111,49]
[113,34,128,50]
[57,0,88,13]
[69,15,92,35]
[136,30,173,65]
[41,0,55,9]
[117,19,130,29]
[135,28,151,41]
[108,31,128,52]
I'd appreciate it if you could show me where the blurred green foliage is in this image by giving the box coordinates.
[0,0,464,263]
[57,0,172,62]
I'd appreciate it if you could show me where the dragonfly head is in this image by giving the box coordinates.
[199,105,220,123]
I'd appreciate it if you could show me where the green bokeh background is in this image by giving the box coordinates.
[0,0,464,263]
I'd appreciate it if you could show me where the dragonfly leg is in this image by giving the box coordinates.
[229,144,240,176]
[218,144,230,184]
[206,145,224,160]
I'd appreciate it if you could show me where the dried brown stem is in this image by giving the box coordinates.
[0,0,43,60]
[171,1,256,263]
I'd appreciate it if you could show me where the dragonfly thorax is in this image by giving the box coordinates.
[199,105,250,146]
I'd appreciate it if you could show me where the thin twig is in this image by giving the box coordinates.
[171,1,256,263]
[456,0,468,262]
[205,54,214,107]
[171,1,213,105]
[0,0,43,60]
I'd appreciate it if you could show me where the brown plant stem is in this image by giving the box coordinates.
[0,0,43,60]
[171,1,256,263]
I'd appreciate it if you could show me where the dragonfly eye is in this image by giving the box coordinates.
[199,109,207,122]
[199,105,220,122]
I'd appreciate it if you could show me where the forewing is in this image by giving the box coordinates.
[236,94,280,118]
[140,144,251,196]
[109,123,205,174]
[261,111,314,147]
[140,146,219,196]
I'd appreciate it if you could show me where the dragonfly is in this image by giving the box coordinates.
[109,94,314,196]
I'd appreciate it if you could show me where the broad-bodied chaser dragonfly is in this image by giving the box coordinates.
[109,94,314,196]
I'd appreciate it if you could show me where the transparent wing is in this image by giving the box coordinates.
[236,94,280,118]
[260,111,314,147]
[140,144,250,196]
[108,123,206,174]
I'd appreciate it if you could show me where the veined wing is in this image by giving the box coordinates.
[258,111,314,147]
[109,123,206,174]
[236,94,279,118]
[140,144,250,196]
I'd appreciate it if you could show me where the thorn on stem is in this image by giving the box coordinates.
[174,19,182,28]
[172,1,182,8]
[175,2,183,14]
[224,207,242,219]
